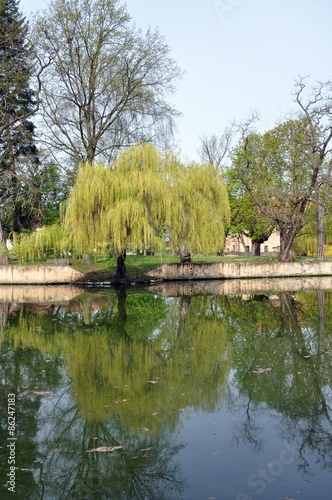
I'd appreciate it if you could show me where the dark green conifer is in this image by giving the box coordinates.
[0,0,40,234]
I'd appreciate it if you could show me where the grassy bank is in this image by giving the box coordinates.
[70,253,281,283]
[4,253,329,284]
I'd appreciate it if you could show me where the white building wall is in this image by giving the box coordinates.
[225,231,280,254]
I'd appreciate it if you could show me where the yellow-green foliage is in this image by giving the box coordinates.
[13,143,231,259]
[63,162,114,255]
[167,160,230,253]
[295,235,332,257]
[5,296,231,432]
[12,224,68,262]
[324,245,332,257]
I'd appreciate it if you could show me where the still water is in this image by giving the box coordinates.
[0,280,332,499]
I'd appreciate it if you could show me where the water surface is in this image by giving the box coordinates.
[0,281,331,499]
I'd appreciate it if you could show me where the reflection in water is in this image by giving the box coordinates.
[0,302,9,331]
[221,290,332,491]
[0,284,332,498]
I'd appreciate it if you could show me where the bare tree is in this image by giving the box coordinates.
[198,126,234,172]
[33,0,183,165]
[294,78,332,261]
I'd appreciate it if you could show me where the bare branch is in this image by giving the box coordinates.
[198,126,234,172]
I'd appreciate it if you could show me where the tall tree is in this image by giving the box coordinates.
[0,0,40,234]
[165,156,230,258]
[232,118,315,262]
[294,78,332,261]
[33,0,183,165]
[316,158,332,260]
[225,168,275,256]
[232,78,332,262]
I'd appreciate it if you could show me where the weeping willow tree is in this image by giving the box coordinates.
[166,157,230,257]
[63,143,230,274]
[64,144,169,258]
[13,143,230,272]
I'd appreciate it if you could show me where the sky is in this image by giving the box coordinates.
[20,0,332,162]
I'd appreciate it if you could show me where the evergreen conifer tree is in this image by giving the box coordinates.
[0,0,40,234]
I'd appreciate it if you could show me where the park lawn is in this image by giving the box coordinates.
[10,253,325,283]
[70,253,281,283]
[71,254,177,281]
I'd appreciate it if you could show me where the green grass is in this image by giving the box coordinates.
[70,253,283,282]
[71,254,179,280]
[9,252,331,283]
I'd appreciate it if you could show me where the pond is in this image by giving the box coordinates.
[0,280,332,499]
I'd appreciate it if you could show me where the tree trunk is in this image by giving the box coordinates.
[0,221,8,265]
[279,224,299,262]
[279,241,293,262]
[317,198,325,261]
[180,245,192,263]
[317,158,332,262]
[317,290,325,357]
[252,241,261,256]
[240,235,247,252]
[115,250,126,279]
[0,220,4,244]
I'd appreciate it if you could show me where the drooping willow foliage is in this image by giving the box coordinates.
[13,143,230,259]
[12,223,70,262]
[166,158,230,254]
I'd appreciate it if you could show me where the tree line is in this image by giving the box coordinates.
[1,0,332,265]
[200,79,332,262]
[12,143,230,271]
[0,0,182,259]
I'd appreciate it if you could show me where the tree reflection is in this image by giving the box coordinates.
[2,286,332,496]
[222,290,332,476]
[34,392,187,499]
[6,295,231,426]
[318,289,326,355]
[115,286,130,340]
[1,290,231,498]
[0,302,9,332]
[0,333,65,498]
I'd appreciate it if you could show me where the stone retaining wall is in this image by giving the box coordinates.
[147,261,332,281]
[0,265,84,284]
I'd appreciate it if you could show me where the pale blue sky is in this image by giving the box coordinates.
[20,0,332,161]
